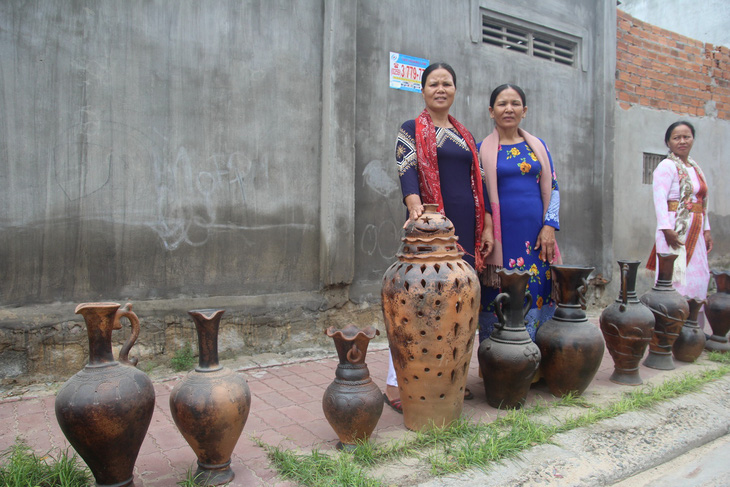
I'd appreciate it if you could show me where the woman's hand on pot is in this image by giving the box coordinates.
[662,229,684,250]
[535,225,556,263]
[403,194,424,228]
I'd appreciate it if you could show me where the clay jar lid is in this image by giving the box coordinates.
[398,204,462,262]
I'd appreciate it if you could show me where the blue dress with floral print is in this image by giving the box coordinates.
[479,140,560,342]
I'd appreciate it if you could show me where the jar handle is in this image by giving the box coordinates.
[346,343,363,364]
[494,292,509,330]
[578,278,589,311]
[523,291,533,318]
[620,263,629,311]
[116,302,140,367]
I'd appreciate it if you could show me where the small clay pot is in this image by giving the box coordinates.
[705,270,730,352]
[322,325,383,450]
[673,298,706,362]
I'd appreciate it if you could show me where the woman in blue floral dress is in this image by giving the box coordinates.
[478,84,561,341]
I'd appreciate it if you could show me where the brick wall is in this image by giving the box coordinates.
[616,10,730,120]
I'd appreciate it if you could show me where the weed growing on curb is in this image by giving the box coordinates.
[171,342,196,372]
[0,438,91,486]
[255,361,730,486]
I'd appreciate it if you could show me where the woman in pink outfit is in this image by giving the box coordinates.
[648,121,713,326]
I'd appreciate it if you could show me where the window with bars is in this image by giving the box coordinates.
[642,152,665,184]
[482,16,577,67]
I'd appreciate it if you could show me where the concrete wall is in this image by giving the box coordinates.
[0,0,616,381]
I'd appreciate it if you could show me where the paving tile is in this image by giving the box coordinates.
[252,407,295,429]
[278,404,320,423]
[254,390,295,409]
[277,423,322,448]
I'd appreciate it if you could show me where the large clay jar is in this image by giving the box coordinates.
[478,269,540,409]
[322,325,383,450]
[381,204,480,431]
[640,253,690,370]
[705,270,730,352]
[536,265,604,396]
[599,261,656,385]
[673,298,707,362]
[170,309,251,486]
[55,302,155,487]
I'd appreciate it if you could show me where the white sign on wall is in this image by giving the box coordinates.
[389,52,429,93]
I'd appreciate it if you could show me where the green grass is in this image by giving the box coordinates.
[256,356,730,486]
[0,438,91,486]
[170,342,197,372]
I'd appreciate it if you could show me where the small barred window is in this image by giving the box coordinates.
[643,152,665,184]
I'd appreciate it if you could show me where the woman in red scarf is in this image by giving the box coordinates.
[385,63,494,412]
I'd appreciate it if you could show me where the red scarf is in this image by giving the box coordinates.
[414,109,486,271]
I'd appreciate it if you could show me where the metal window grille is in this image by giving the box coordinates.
[482,16,576,67]
[643,152,665,184]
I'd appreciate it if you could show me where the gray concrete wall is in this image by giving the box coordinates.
[353,0,616,299]
[612,106,730,296]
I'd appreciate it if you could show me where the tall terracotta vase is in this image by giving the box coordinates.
[55,302,155,487]
[381,204,480,431]
[170,309,251,486]
[705,270,730,352]
[599,261,655,385]
[673,298,706,362]
[322,325,383,450]
[640,253,690,370]
[536,265,604,396]
[478,269,540,409]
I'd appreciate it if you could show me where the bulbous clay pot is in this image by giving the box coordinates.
[478,269,540,409]
[705,270,730,352]
[640,253,690,370]
[599,261,655,385]
[170,309,251,486]
[673,298,707,362]
[322,325,383,450]
[536,265,604,396]
[55,302,155,487]
[381,204,480,430]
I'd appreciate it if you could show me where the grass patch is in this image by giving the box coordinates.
[170,342,197,372]
[0,438,91,486]
[256,358,730,486]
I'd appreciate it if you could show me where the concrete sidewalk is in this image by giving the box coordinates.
[1,318,728,487]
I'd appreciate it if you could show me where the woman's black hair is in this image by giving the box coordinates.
[421,62,457,89]
[489,84,526,107]
[664,120,696,145]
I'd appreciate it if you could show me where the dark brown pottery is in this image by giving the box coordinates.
[536,265,604,396]
[169,309,251,486]
[705,270,730,352]
[640,253,690,370]
[381,204,480,431]
[478,269,540,409]
[599,261,655,385]
[322,325,383,450]
[673,298,707,362]
[55,302,155,487]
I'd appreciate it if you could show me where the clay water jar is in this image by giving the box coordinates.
[478,268,540,409]
[673,298,706,362]
[599,260,655,385]
[705,270,730,352]
[640,253,689,370]
[536,265,604,396]
[381,204,480,430]
[169,309,251,486]
[55,302,155,487]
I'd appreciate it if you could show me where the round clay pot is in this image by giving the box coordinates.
[705,270,730,352]
[478,268,540,409]
[536,265,604,396]
[322,325,383,450]
[169,309,251,486]
[55,302,155,487]
[673,298,707,362]
[381,204,480,430]
[599,260,655,385]
[640,253,690,370]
